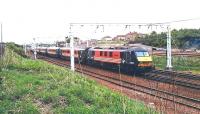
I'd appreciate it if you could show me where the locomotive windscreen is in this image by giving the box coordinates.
[135,52,149,57]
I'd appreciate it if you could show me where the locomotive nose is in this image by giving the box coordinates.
[137,56,152,62]
[137,56,153,67]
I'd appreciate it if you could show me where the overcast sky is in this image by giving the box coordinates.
[1,0,200,44]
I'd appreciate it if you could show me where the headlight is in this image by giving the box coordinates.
[138,62,152,67]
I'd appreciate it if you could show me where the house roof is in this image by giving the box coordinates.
[116,35,126,37]
[102,36,112,38]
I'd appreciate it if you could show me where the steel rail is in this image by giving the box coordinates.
[38,55,200,111]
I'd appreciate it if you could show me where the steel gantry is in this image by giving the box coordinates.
[68,23,173,71]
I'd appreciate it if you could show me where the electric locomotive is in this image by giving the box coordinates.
[83,47,153,73]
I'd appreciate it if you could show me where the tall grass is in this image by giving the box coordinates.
[0,47,16,71]
[0,46,157,114]
[153,55,200,73]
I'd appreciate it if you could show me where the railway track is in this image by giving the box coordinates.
[152,69,200,80]
[144,70,200,90]
[40,55,200,90]
[38,55,200,111]
[153,52,200,57]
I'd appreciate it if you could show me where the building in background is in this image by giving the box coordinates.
[113,32,146,41]
[101,36,113,41]
[113,35,126,41]
[125,32,138,41]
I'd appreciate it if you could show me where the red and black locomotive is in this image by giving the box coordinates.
[36,46,153,73]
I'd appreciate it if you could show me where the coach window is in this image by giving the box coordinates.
[109,52,112,57]
[104,52,107,56]
[100,51,103,56]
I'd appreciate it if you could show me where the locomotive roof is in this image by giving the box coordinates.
[47,47,59,49]
[128,47,148,52]
[89,47,125,51]
[89,47,148,52]
[60,47,84,50]
[37,47,47,49]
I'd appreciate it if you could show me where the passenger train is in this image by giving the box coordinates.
[36,46,153,73]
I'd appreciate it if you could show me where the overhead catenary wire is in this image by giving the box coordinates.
[63,18,200,113]
[70,17,200,28]
[160,17,200,24]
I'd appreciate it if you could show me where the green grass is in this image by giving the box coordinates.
[153,56,200,73]
[0,47,157,114]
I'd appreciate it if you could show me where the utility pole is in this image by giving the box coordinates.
[33,38,37,59]
[24,44,26,55]
[1,23,3,59]
[1,23,2,43]
[69,24,75,71]
[166,26,172,70]
[86,40,89,47]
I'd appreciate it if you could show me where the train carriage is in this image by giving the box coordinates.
[60,47,84,62]
[37,47,47,56]
[47,47,60,58]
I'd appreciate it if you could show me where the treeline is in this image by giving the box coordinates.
[135,29,200,49]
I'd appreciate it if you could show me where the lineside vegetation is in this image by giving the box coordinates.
[153,56,200,74]
[0,45,157,114]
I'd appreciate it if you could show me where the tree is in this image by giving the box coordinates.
[135,28,200,49]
